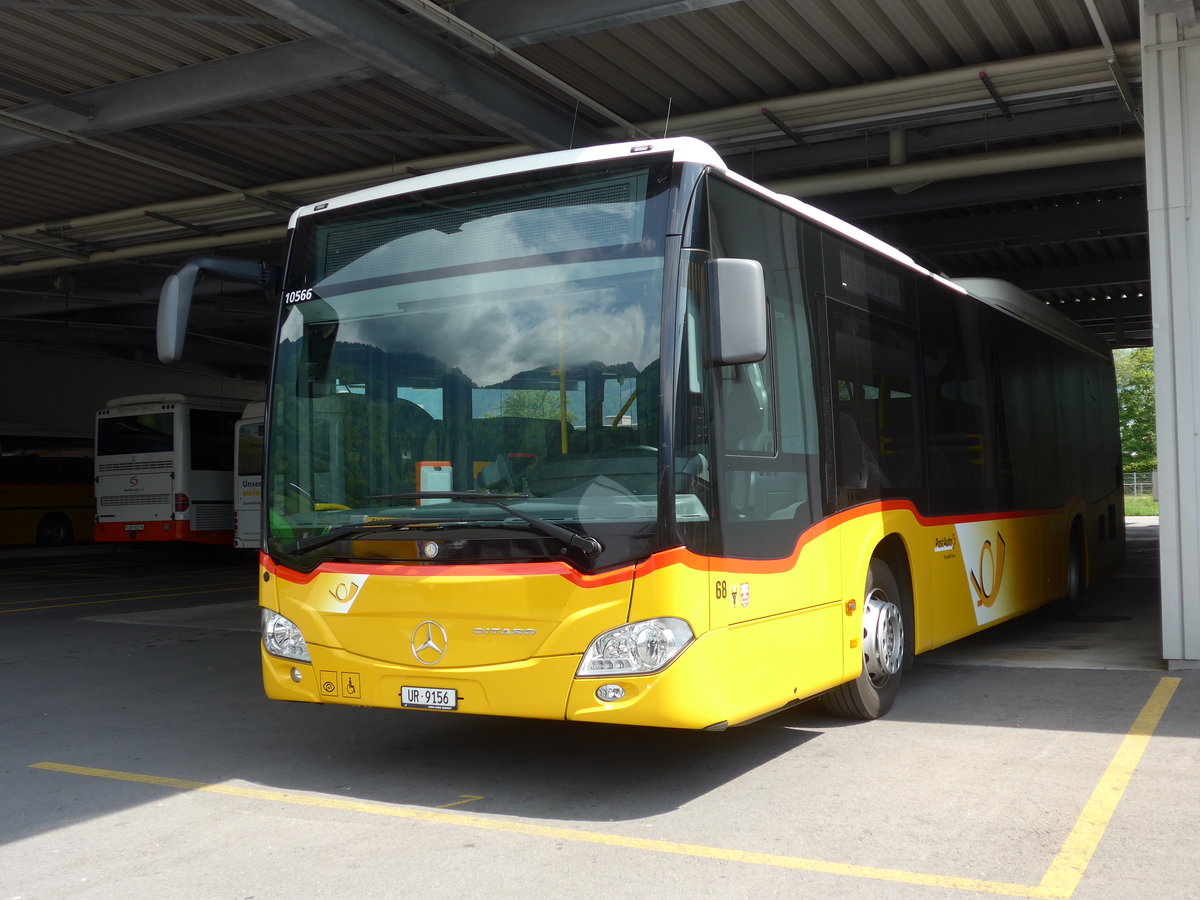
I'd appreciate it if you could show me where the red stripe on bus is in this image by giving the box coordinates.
[262,501,1058,586]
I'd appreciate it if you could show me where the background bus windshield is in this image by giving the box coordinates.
[96,413,173,456]
[269,157,674,562]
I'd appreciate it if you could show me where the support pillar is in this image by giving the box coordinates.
[1142,0,1200,665]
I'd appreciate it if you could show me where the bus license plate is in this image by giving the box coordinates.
[401,686,457,710]
[124,524,145,532]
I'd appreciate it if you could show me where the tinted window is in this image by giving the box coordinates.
[190,410,239,471]
[829,309,921,507]
[97,413,174,456]
[703,177,821,558]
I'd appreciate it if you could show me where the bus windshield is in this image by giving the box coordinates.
[268,156,676,567]
[96,412,174,456]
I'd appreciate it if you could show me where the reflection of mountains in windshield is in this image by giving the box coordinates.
[313,263,661,390]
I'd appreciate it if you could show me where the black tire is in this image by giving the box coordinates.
[35,512,74,547]
[822,557,906,719]
[1058,534,1087,617]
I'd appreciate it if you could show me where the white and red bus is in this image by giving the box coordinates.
[234,400,266,549]
[94,393,244,545]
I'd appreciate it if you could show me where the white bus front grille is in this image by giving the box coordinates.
[98,460,173,474]
[100,494,171,507]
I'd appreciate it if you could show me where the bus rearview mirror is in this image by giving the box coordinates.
[157,256,280,363]
[708,257,767,366]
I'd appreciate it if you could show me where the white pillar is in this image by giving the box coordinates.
[1142,0,1200,665]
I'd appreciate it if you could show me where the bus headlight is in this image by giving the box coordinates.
[261,609,311,663]
[577,618,693,676]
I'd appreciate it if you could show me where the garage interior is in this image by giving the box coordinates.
[1,0,1197,663]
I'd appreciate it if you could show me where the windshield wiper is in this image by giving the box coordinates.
[373,491,603,559]
[282,519,414,556]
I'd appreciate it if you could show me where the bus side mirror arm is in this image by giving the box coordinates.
[707,257,767,366]
[157,256,280,363]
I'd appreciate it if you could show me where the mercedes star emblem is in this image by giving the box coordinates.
[411,620,448,665]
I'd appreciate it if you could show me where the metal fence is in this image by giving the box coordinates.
[1124,472,1156,496]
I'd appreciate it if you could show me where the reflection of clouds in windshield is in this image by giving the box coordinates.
[280,306,304,341]
[338,290,656,387]
[312,178,660,385]
[323,197,644,286]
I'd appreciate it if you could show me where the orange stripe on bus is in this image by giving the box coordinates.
[261,501,1060,587]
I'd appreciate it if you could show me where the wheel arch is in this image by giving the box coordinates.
[1068,514,1088,588]
[872,532,916,664]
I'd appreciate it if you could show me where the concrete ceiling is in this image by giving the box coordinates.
[0,0,1154,382]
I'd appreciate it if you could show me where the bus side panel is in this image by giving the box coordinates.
[187,469,235,535]
[905,508,1064,653]
[0,482,93,545]
[710,525,856,725]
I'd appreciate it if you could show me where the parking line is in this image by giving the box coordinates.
[1,582,254,614]
[1036,676,1180,898]
[30,676,1182,898]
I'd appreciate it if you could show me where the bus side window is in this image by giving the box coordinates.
[829,311,920,506]
[190,409,239,471]
[921,285,995,513]
[720,361,774,455]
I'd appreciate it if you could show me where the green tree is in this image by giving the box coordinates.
[1113,347,1156,473]
[494,389,576,422]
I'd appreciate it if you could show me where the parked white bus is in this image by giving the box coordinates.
[94,393,245,544]
[234,400,266,548]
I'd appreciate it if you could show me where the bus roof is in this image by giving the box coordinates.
[286,137,1110,358]
[288,137,726,229]
[102,393,250,411]
[951,277,1112,358]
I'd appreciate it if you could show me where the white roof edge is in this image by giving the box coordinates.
[722,171,969,296]
[287,138,728,229]
[102,393,249,409]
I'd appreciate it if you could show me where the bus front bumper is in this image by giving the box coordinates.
[262,632,733,730]
[94,520,232,544]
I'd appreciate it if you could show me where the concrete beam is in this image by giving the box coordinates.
[873,195,1148,254]
[454,0,743,47]
[244,0,611,150]
[0,40,377,157]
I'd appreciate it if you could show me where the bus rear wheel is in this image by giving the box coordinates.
[1058,532,1087,617]
[822,558,906,719]
[36,512,74,546]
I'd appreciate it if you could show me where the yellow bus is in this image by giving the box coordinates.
[0,427,93,546]
[162,138,1124,727]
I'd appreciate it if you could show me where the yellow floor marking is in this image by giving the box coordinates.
[30,677,1181,898]
[438,794,485,809]
[1036,676,1180,898]
[0,577,251,606]
[1,583,253,614]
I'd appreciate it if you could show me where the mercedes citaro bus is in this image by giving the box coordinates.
[159,138,1123,728]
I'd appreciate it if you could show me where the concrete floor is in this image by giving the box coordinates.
[3,519,1195,900]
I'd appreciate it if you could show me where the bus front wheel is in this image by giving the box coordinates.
[822,558,906,719]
